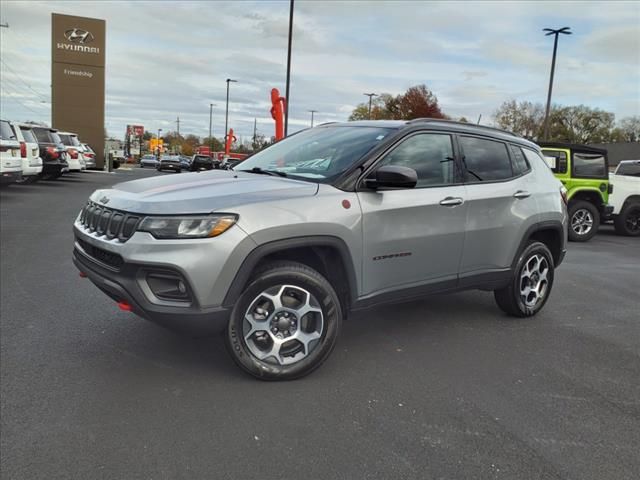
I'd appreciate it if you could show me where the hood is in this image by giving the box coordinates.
[89,170,319,214]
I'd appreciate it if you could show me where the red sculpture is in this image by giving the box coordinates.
[270,88,286,141]
[225,128,236,156]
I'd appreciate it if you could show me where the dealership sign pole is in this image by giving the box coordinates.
[51,13,106,168]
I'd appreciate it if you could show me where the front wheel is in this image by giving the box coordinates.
[494,241,555,317]
[225,261,342,380]
[614,203,640,237]
[568,201,600,242]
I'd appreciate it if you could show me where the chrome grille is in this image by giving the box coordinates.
[79,201,141,242]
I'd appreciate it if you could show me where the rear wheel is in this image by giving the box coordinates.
[494,241,554,317]
[614,203,640,237]
[568,200,599,242]
[225,261,342,380]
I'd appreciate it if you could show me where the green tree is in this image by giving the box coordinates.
[493,100,545,138]
[202,136,224,151]
[547,105,615,144]
[616,116,640,142]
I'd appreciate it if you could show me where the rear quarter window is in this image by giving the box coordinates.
[1,121,17,141]
[508,145,531,175]
[19,128,38,144]
[573,153,607,178]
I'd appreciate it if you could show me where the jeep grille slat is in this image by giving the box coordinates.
[79,201,140,242]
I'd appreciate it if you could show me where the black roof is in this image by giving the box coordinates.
[325,119,537,149]
[538,142,608,155]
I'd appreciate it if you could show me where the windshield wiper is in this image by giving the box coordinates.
[238,167,288,177]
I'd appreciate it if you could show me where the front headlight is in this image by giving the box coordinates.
[137,214,237,239]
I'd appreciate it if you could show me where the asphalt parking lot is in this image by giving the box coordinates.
[1,168,639,480]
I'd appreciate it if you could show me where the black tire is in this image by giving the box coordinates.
[494,241,555,317]
[614,203,640,237]
[225,261,342,380]
[568,200,599,242]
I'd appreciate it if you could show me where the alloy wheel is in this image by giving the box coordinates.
[571,209,593,236]
[243,285,324,366]
[519,254,550,308]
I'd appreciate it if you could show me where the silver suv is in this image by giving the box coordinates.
[73,119,568,380]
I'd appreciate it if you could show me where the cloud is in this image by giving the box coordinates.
[0,0,638,140]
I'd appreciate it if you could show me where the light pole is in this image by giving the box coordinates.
[156,128,162,158]
[308,110,317,127]
[542,27,572,140]
[284,0,294,136]
[363,93,378,120]
[209,103,215,156]
[225,79,237,145]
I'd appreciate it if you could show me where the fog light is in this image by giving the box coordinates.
[146,271,191,302]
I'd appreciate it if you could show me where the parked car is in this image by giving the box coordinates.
[140,154,158,168]
[540,143,612,242]
[190,154,218,171]
[57,131,85,172]
[179,155,191,170]
[31,126,68,180]
[74,119,568,380]
[80,143,97,169]
[608,160,640,236]
[12,122,43,184]
[156,154,181,172]
[0,119,23,185]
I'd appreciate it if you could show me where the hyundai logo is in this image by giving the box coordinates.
[64,28,95,44]
[99,196,110,204]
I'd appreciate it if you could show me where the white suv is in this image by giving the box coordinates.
[0,119,23,185]
[58,131,85,172]
[12,122,43,183]
[609,160,640,236]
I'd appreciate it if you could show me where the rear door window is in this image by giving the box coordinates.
[459,136,513,182]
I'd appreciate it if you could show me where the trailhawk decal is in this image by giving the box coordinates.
[373,252,412,261]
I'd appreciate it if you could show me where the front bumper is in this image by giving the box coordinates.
[159,162,182,170]
[73,243,230,335]
[72,220,255,335]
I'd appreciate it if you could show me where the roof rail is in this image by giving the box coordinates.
[406,118,518,137]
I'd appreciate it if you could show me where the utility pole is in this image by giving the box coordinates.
[157,128,162,158]
[176,116,180,137]
[308,110,317,127]
[284,0,294,136]
[0,23,9,28]
[225,78,237,144]
[209,104,215,156]
[477,114,482,125]
[542,27,572,140]
[253,118,257,146]
[363,93,378,120]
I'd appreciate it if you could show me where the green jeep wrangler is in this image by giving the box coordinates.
[540,143,613,242]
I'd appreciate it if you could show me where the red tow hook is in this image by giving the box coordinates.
[79,272,88,278]
[117,301,132,312]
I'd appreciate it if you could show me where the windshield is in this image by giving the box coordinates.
[236,126,393,183]
[58,134,73,146]
[615,161,640,177]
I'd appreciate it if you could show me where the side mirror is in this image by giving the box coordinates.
[365,165,417,189]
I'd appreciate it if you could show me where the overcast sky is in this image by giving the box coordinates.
[1,0,639,141]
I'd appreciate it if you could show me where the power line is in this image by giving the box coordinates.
[0,58,49,101]
[0,84,47,117]
[0,76,48,108]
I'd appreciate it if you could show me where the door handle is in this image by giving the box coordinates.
[439,196,464,206]
[513,190,531,199]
